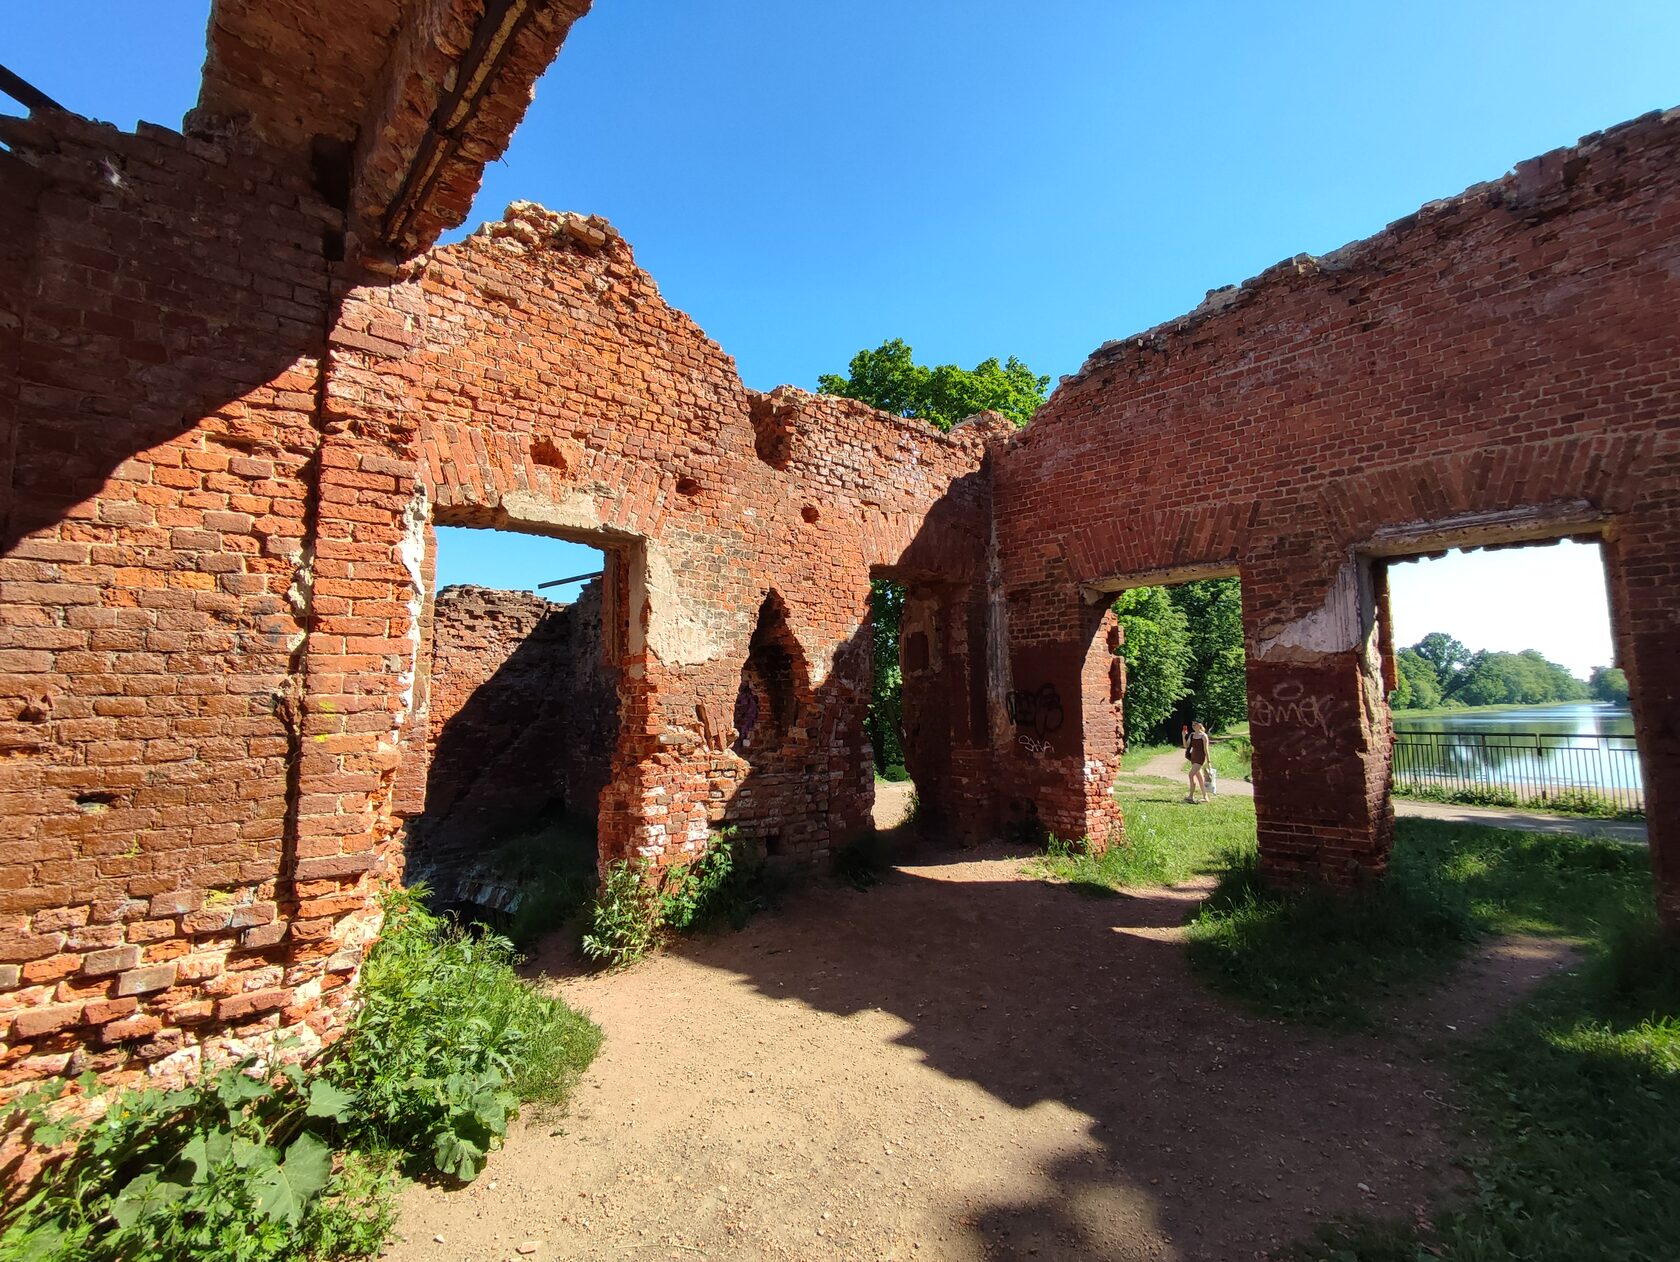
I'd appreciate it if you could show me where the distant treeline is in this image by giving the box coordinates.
[1393,632,1628,710]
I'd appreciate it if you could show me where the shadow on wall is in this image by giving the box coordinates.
[0,122,352,557]
[601,862,1458,1258]
[407,582,619,891]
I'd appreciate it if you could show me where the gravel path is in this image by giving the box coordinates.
[383,844,1475,1262]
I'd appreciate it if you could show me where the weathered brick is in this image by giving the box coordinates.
[81,945,141,976]
[115,964,178,997]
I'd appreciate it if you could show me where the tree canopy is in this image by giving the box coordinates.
[817,337,1050,431]
[1589,665,1629,705]
[1390,631,1607,710]
[1113,577,1247,741]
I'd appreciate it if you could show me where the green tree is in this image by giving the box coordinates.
[1392,648,1442,710]
[817,338,1050,431]
[1589,665,1629,705]
[1169,578,1247,731]
[1412,632,1472,690]
[1113,585,1193,741]
[1447,649,1589,707]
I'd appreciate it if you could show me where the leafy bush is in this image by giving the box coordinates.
[0,885,602,1260]
[0,1062,367,1262]
[582,832,770,967]
[879,763,910,783]
[658,829,763,933]
[580,858,663,967]
[331,886,601,1177]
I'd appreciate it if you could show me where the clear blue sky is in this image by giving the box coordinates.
[9,1,1671,662]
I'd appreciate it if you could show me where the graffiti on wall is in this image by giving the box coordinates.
[1250,679,1337,755]
[1005,683,1064,739]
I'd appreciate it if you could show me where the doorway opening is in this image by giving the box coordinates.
[1111,574,1251,789]
[1378,537,1638,817]
[407,523,624,944]
[865,576,919,832]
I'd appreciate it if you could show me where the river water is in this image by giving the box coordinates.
[1391,702,1641,803]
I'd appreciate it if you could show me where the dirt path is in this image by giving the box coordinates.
[1123,752,1646,842]
[385,847,1468,1261]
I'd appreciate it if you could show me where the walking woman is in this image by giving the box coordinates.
[1184,721,1211,803]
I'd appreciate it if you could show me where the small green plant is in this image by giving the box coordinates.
[659,829,762,932]
[580,858,662,967]
[1043,833,1089,859]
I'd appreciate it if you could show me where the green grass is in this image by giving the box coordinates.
[1029,782,1256,891]
[1291,919,1680,1261]
[1186,821,1650,1028]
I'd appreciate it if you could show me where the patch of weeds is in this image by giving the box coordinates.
[876,763,910,783]
[329,885,601,1177]
[579,857,663,968]
[0,884,601,1259]
[659,828,764,932]
[1186,844,1477,1028]
[0,1063,361,1262]
[582,829,771,968]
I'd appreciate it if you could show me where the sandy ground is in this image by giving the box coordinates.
[379,812,1572,1262]
[1128,751,1647,842]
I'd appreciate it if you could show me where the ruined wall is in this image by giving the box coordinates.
[0,144,1002,1097]
[996,109,1680,915]
[411,583,617,876]
[0,110,367,1091]
[338,203,1009,869]
[0,0,607,1098]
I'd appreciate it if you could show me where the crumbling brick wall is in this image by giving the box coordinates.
[346,203,1010,869]
[995,108,1680,919]
[412,583,618,878]
[0,132,1002,1100]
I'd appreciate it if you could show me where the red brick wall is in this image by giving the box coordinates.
[996,109,1680,910]
[341,204,1010,869]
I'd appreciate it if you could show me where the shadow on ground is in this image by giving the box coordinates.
[518,841,1459,1259]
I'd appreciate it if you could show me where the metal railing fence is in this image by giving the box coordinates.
[1391,729,1643,814]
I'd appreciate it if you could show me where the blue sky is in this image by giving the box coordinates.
[10,1,1673,672]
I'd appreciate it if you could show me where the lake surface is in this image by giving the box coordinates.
[1393,702,1634,738]
[1391,702,1641,806]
